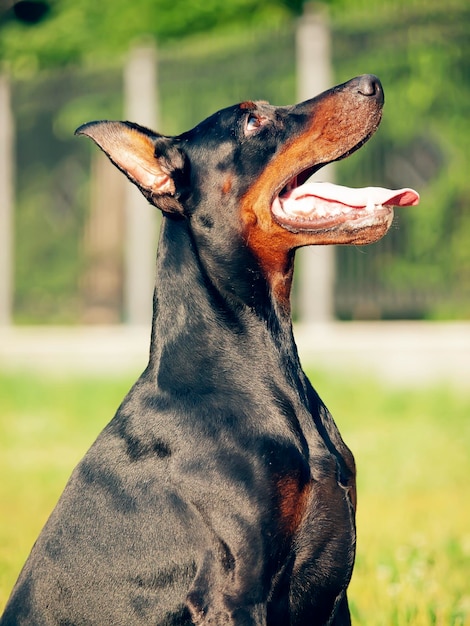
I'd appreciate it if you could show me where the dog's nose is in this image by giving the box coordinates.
[357,74,384,103]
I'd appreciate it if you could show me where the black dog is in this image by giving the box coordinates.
[1,75,418,625]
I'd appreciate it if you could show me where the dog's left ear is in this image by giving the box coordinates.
[76,120,186,214]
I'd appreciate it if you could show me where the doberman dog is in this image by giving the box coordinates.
[1,74,418,625]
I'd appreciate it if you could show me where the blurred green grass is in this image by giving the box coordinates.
[0,369,469,624]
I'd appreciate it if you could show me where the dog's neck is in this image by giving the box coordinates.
[146,216,302,390]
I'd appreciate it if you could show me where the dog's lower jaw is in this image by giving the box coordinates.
[287,207,395,246]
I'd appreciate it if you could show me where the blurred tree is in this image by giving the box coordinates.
[0,0,316,75]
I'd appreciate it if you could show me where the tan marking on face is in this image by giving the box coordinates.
[222,175,233,195]
[239,87,384,303]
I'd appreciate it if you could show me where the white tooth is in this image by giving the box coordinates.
[366,197,375,212]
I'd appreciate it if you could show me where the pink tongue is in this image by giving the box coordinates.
[283,182,420,210]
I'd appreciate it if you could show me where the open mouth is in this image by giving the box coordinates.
[271,174,420,233]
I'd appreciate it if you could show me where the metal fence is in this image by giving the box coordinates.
[9,2,469,323]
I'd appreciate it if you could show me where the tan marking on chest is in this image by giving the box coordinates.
[277,475,312,535]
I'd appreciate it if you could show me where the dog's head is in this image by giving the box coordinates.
[77,75,418,306]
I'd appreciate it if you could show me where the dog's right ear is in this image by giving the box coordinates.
[75,121,187,214]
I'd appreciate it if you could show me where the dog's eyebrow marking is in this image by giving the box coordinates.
[239,101,256,110]
[240,100,270,111]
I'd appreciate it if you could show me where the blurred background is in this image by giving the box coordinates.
[0,1,469,623]
[0,0,468,327]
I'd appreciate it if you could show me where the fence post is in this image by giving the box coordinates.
[82,151,125,324]
[0,72,14,326]
[123,42,159,326]
[295,4,336,323]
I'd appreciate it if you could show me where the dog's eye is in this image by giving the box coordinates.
[245,113,265,134]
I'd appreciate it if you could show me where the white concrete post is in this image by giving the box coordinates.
[0,72,14,326]
[295,4,336,322]
[123,43,159,326]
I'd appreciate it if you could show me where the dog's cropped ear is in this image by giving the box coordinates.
[75,121,186,214]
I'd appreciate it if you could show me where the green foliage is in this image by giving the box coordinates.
[1,368,469,623]
[0,0,297,75]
